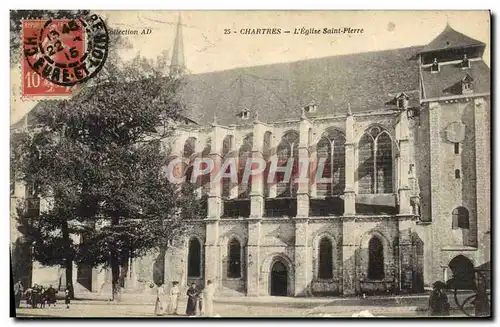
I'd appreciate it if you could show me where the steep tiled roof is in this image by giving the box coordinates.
[419,25,485,54]
[421,60,490,99]
[179,46,423,125]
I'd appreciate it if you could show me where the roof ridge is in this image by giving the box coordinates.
[187,45,424,78]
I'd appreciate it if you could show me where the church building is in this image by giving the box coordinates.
[11,20,490,297]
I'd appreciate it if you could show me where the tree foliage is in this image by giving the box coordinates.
[11,49,205,299]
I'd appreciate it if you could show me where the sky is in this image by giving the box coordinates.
[10,10,490,125]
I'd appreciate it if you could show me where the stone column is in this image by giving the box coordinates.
[294,217,309,296]
[208,124,224,219]
[246,219,261,296]
[205,124,222,286]
[344,112,356,216]
[474,97,490,252]
[297,117,312,217]
[205,220,220,285]
[397,110,411,215]
[342,218,357,295]
[250,121,266,218]
[398,218,414,293]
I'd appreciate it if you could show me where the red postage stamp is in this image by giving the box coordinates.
[21,15,109,98]
[21,19,85,97]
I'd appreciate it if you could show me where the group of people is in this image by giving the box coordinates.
[13,281,58,309]
[154,280,216,317]
[14,280,72,309]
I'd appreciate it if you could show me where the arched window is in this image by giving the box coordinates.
[187,237,202,277]
[183,137,197,185]
[318,237,333,279]
[238,134,253,198]
[358,127,393,194]
[222,135,234,198]
[368,236,384,280]
[201,138,211,195]
[316,129,345,196]
[227,238,242,278]
[276,131,299,197]
[452,207,469,229]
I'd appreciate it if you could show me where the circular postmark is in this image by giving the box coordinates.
[23,14,109,87]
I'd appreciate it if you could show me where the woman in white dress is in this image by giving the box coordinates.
[154,282,167,316]
[167,281,180,315]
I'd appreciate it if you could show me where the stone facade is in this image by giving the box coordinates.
[10,24,490,297]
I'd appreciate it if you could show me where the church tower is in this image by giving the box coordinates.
[171,14,186,76]
[416,24,490,285]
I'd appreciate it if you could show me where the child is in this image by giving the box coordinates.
[39,286,46,308]
[65,288,71,309]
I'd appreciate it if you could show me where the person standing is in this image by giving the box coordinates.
[167,281,180,315]
[185,283,198,316]
[429,281,450,316]
[64,287,71,309]
[154,282,167,316]
[31,284,39,308]
[203,280,216,317]
[39,286,46,308]
[14,280,23,309]
[45,284,57,307]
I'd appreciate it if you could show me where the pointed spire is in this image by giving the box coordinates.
[346,102,352,116]
[171,13,186,76]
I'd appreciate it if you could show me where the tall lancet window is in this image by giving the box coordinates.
[238,134,253,198]
[222,135,235,198]
[358,126,393,194]
[316,129,346,196]
[276,131,299,197]
[201,138,211,195]
[183,137,197,185]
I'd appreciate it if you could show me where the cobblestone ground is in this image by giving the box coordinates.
[15,293,472,318]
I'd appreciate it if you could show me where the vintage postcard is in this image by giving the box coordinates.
[10,10,491,318]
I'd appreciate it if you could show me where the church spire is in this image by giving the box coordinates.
[171,13,186,76]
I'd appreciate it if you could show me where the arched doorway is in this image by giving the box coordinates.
[449,255,475,289]
[270,261,288,296]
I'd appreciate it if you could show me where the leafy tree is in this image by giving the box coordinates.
[11,50,205,300]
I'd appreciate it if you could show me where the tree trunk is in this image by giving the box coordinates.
[110,216,120,301]
[61,220,74,299]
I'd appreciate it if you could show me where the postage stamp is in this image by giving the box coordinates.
[21,14,109,97]
[10,10,491,319]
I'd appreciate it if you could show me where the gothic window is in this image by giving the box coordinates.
[368,236,385,280]
[201,138,211,195]
[452,207,469,229]
[455,169,461,179]
[183,137,197,184]
[227,238,242,278]
[318,237,333,279]
[276,131,299,197]
[222,135,234,198]
[358,127,393,194]
[454,143,460,154]
[238,134,253,198]
[187,237,202,277]
[316,129,345,196]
